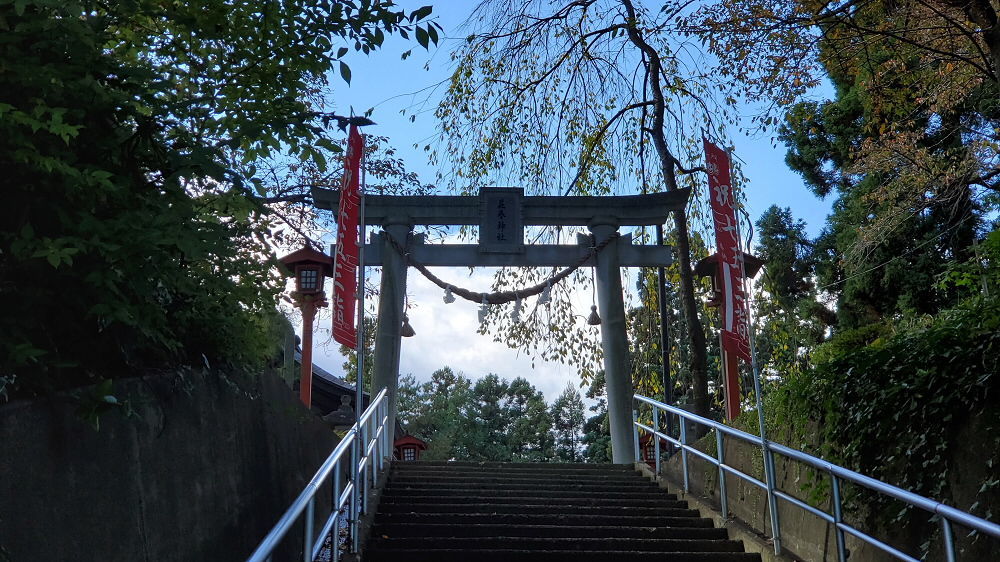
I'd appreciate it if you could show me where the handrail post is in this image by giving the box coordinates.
[384,401,393,461]
[361,420,370,517]
[653,405,661,475]
[350,429,360,553]
[377,401,386,472]
[632,408,640,464]
[716,430,729,519]
[303,498,315,562]
[332,468,341,562]
[763,444,782,554]
[370,415,378,491]
[941,516,957,562]
[831,474,847,562]
[680,416,689,493]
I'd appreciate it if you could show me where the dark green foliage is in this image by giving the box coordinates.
[0,1,438,399]
[463,374,516,461]
[582,371,612,463]
[398,368,559,462]
[770,297,1000,523]
[755,206,815,304]
[778,8,983,332]
[1,3,283,397]
[457,374,554,462]
[781,94,863,199]
[752,206,831,379]
[398,368,473,460]
[504,377,556,462]
[550,381,586,462]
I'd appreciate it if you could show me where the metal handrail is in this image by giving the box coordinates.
[247,388,390,562]
[633,394,1000,562]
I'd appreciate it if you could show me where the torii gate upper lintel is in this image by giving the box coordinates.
[313,186,689,227]
[313,187,689,464]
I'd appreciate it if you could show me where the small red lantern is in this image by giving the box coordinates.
[393,435,428,462]
[639,432,667,469]
[278,246,334,296]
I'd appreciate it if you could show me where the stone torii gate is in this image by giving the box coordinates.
[314,187,689,463]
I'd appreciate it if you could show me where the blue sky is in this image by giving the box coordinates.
[306,1,835,400]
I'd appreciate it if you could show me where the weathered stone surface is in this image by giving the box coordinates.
[0,370,336,562]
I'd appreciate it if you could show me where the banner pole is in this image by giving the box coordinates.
[355,132,367,428]
[349,130,367,554]
[728,146,782,555]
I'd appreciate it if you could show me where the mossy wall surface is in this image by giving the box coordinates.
[0,370,336,562]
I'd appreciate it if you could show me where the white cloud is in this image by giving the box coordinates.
[401,267,589,401]
[312,262,593,402]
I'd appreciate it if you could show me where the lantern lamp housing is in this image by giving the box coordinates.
[296,265,322,294]
[277,246,334,296]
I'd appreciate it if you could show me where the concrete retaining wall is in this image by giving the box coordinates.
[0,369,336,562]
[660,427,997,562]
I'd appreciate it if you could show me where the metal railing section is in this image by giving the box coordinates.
[247,388,390,562]
[632,394,1000,562]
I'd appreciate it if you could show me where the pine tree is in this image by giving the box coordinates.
[551,382,586,462]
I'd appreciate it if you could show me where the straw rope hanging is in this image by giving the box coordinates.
[383,231,621,305]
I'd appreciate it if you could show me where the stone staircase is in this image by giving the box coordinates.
[363,461,762,561]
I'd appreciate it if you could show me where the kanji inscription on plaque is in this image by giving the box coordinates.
[479,188,524,253]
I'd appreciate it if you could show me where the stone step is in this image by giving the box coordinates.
[391,465,642,472]
[372,522,730,540]
[378,503,701,517]
[388,475,658,488]
[380,495,689,508]
[364,549,763,562]
[388,473,652,485]
[368,536,747,552]
[372,512,716,528]
[391,461,635,471]
[388,474,656,488]
[366,463,761,562]
[383,487,679,501]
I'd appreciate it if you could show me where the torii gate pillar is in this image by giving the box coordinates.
[590,219,636,464]
[371,219,411,442]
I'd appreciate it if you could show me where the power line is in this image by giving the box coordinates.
[816,219,967,292]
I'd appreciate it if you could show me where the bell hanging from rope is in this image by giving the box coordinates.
[400,314,416,337]
[587,305,602,326]
[443,286,455,304]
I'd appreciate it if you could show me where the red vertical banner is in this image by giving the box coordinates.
[704,139,752,363]
[332,125,363,348]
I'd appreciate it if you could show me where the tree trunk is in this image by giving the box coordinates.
[669,209,711,418]
[622,0,710,420]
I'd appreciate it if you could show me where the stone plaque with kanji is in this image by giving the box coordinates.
[479,187,524,253]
